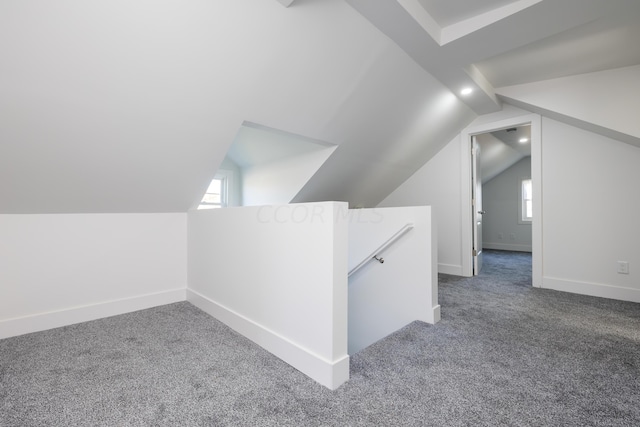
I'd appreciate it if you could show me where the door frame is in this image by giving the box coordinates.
[460,113,542,287]
[471,135,483,275]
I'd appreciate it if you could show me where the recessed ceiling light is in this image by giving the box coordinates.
[519,138,529,143]
[460,87,473,96]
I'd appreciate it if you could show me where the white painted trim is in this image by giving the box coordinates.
[460,129,473,277]
[432,304,441,324]
[187,288,349,390]
[483,243,532,252]
[396,0,442,44]
[439,263,463,275]
[530,115,543,288]
[442,0,543,45]
[0,288,187,340]
[543,277,640,304]
[460,113,542,286]
[397,0,542,46]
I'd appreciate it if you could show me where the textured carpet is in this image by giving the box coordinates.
[2,250,640,426]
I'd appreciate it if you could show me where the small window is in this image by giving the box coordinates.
[198,175,227,210]
[519,178,532,223]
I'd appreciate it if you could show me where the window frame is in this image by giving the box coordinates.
[197,170,231,210]
[518,176,532,224]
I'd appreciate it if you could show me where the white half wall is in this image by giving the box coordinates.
[0,214,187,339]
[348,206,439,354]
[378,138,462,275]
[482,157,532,252]
[187,202,349,390]
[542,118,640,302]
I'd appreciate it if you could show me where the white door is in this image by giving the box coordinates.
[472,136,484,275]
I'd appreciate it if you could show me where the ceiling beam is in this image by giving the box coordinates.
[346,0,501,114]
[345,0,622,116]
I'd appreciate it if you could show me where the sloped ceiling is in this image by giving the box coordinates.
[346,0,640,190]
[417,0,523,28]
[224,122,337,207]
[346,0,640,119]
[477,126,530,184]
[476,10,640,88]
[226,122,335,170]
[497,65,640,147]
[0,0,474,213]
[1,0,639,214]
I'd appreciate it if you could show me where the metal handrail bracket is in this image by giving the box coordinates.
[348,223,414,277]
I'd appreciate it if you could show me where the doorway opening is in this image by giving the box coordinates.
[472,125,532,275]
[460,113,542,287]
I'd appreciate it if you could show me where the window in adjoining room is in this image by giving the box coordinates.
[519,178,532,223]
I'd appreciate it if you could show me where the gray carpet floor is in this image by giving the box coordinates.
[2,250,640,426]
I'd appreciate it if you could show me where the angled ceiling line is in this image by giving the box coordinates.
[276,0,295,7]
[227,121,338,169]
[346,0,502,114]
[397,0,543,46]
[395,0,442,44]
[441,0,543,45]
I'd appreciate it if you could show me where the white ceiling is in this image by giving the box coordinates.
[417,0,517,27]
[0,0,638,213]
[0,0,474,213]
[347,0,640,114]
[226,123,335,169]
[476,10,640,87]
[476,125,531,183]
[345,0,640,184]
[477,133,526,184]
[490,126,531,157]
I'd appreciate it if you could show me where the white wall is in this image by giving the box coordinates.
[381,103,640,303]
[378,137,462,275]
[542,118,640,301]
[0,214,187,339]
[242,147,336,206]
[187,202,349,390]
[498,65,640,143]
[0,0,474,213]
[379,105,534,276]
[482,157,532,252]
[348,206,439,354]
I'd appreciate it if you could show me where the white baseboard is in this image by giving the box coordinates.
[187,288,349,390]
[543,277,640,304]
[0,288,187,340]
[431,304,441,324]
[483,242,532,252]
[418,305,441,325]
[439,263,463,275]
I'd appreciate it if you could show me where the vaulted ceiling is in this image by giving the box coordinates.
[1,0,638,213]
[347,0,640,116]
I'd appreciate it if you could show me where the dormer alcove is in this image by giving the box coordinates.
[197,122,337,209]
